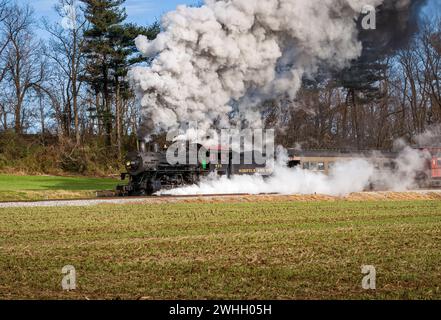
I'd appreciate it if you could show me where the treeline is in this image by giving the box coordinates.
[0,0,159,174]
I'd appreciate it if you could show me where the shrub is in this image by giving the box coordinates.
[0,132,126,176]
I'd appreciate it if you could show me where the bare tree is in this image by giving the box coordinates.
[43,0,87,144]
[3,4,46,134]
[419,18,441,122]
[0,1,13,128]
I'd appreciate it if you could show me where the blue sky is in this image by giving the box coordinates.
[16,0,441,39]
[422,0,440,17]
[17,0,197,37]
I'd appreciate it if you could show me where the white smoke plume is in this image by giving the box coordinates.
[131,0,397,139]
[415,125,441,147]
[380,141,432,190]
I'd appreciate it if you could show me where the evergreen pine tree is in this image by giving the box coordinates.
[80,0,127,147]
[81,0,159,150]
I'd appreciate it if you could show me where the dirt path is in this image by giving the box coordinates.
[0,190,440,208]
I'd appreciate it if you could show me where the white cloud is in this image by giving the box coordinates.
[124,0,156,17]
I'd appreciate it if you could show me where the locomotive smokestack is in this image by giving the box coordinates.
[138,140,146,153]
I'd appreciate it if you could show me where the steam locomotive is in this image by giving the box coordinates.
[117,140,272,196]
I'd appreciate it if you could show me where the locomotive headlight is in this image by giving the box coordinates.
[126,159,140,171]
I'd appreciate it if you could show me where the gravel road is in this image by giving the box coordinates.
[0,190,440,208]
[0,198,153,208]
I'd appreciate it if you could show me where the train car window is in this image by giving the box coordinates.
[328,162,335,169]
[303,162,310,170]
[309,162,318,170]
[437,160,441,167]
[318,162,325,171]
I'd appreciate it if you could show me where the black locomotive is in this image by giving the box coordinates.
[117,140,272,196]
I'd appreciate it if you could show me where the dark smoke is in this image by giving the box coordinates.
[358,0,429,62]
[335,0,430,95]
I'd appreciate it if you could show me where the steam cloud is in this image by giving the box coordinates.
[161,148,375,196]
[415,125,441,147]
[131,0,428,140]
